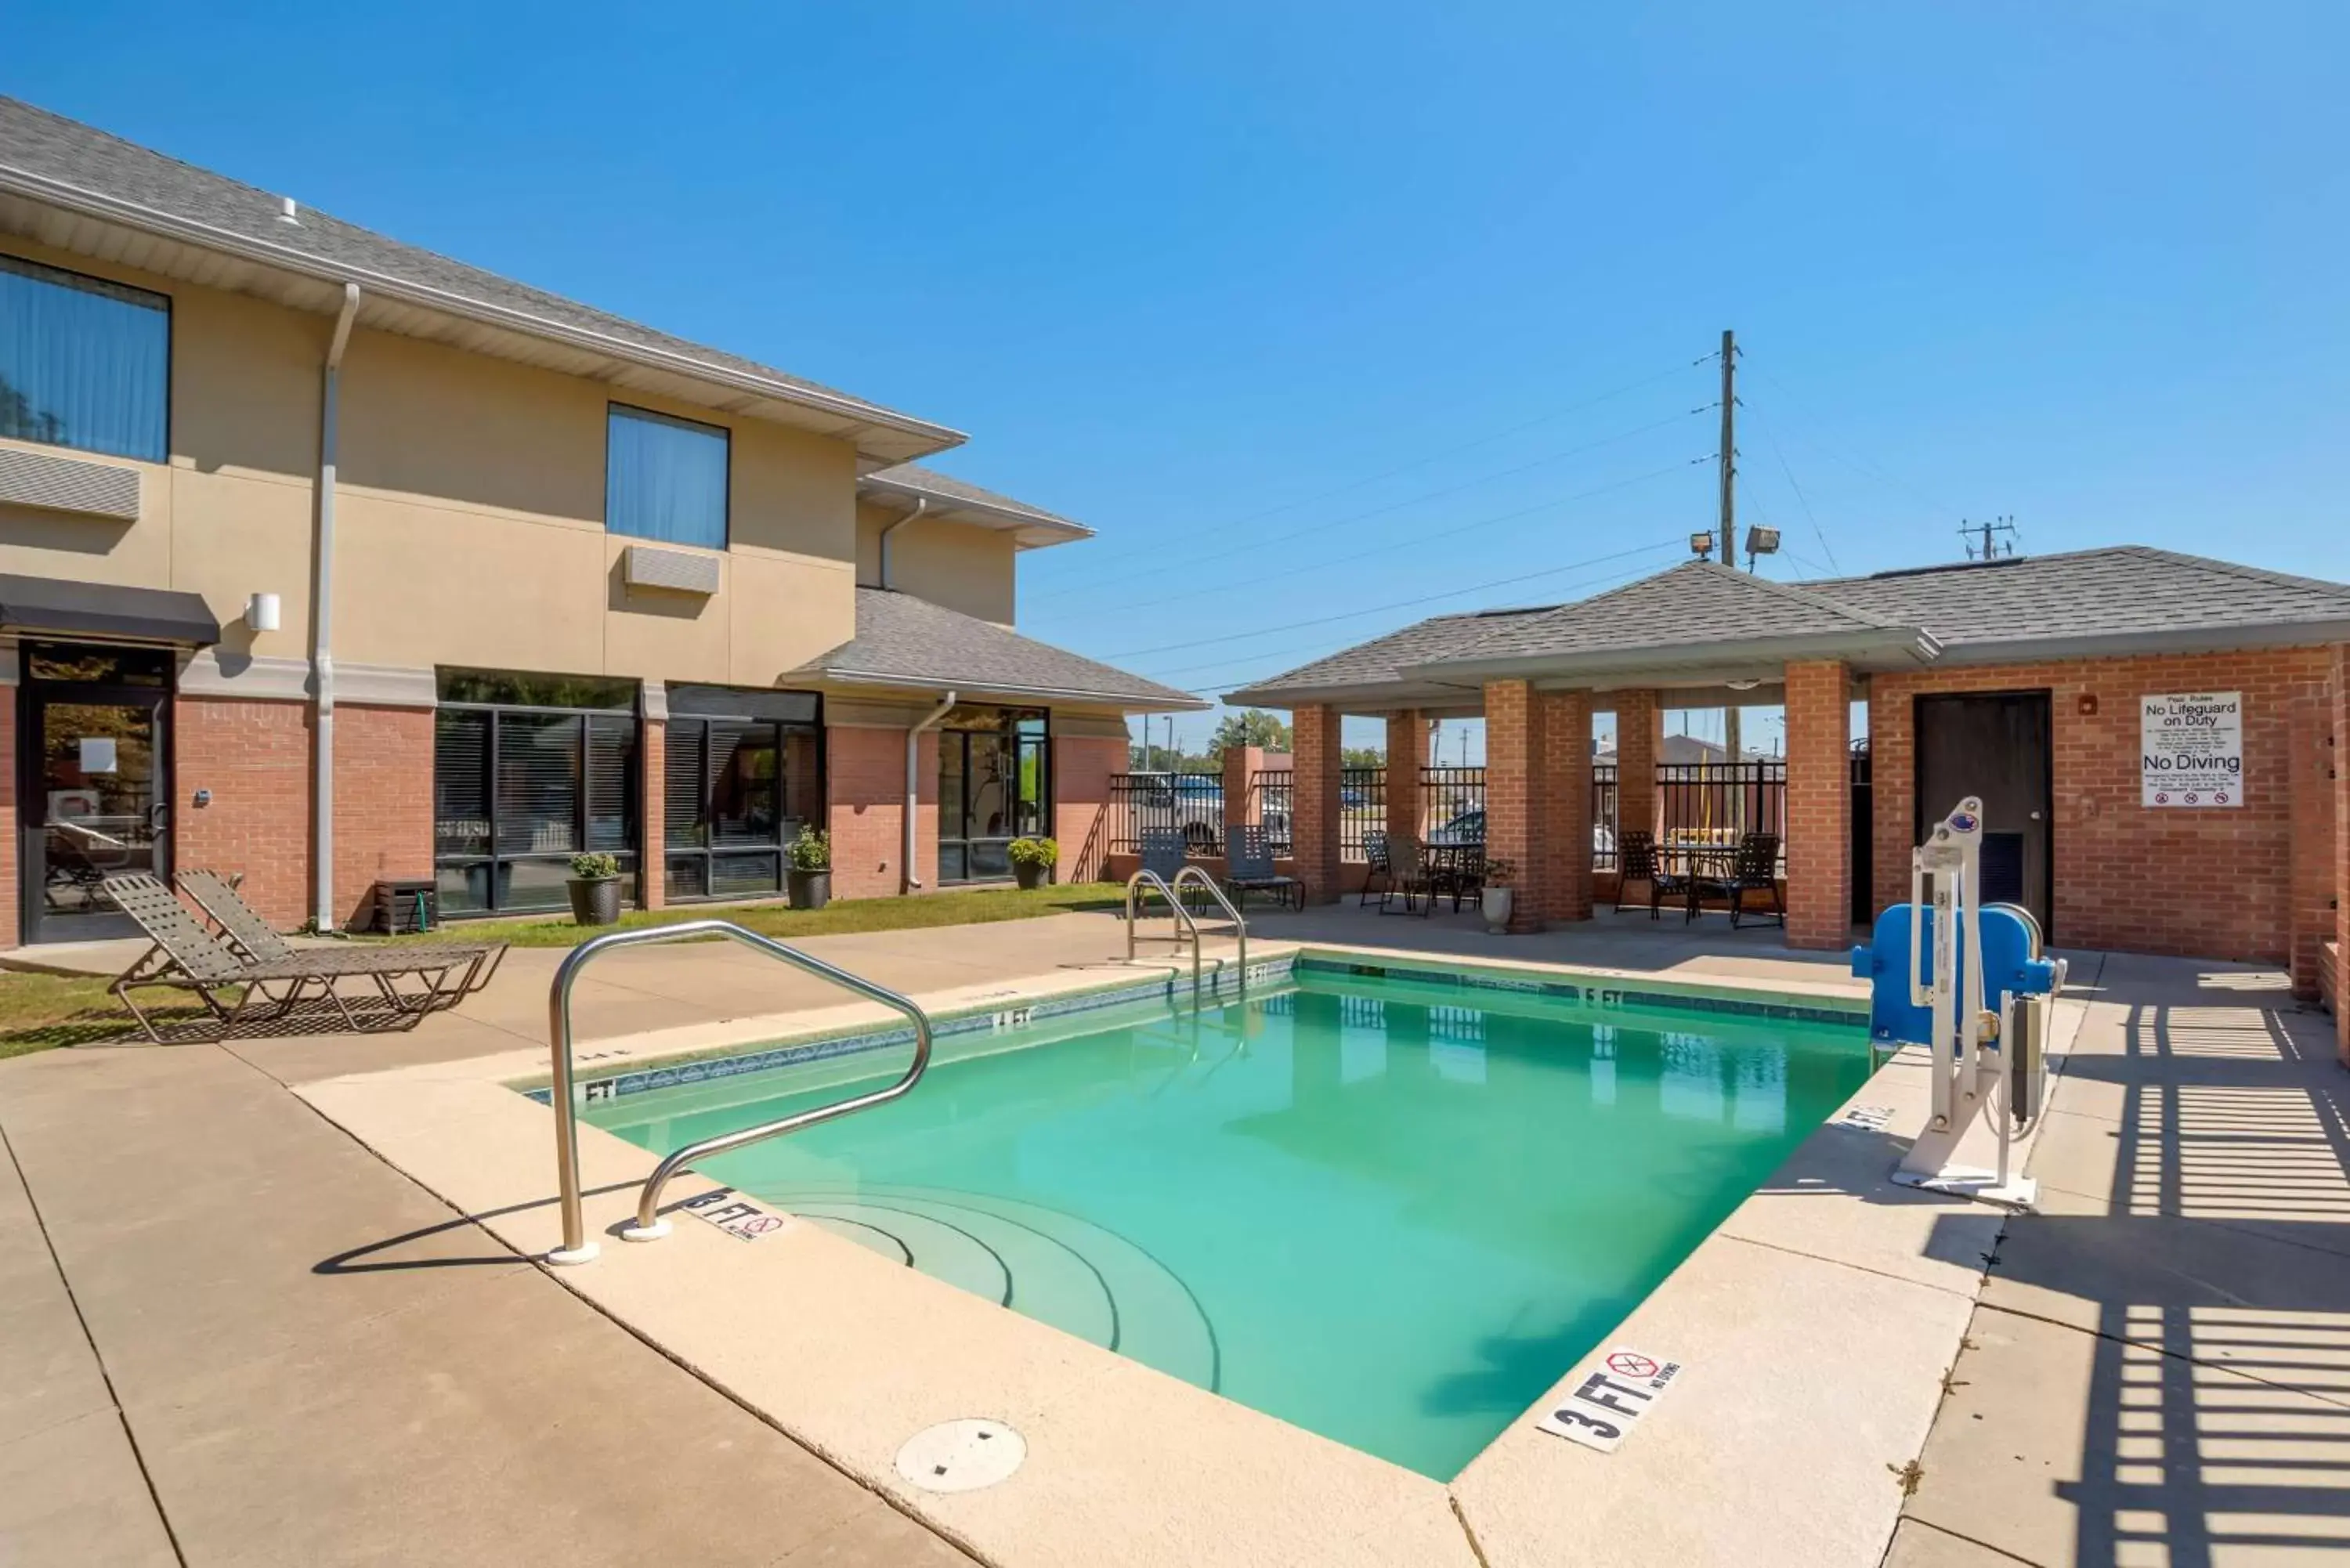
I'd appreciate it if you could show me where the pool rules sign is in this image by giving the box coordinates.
[2141,692,2243,807]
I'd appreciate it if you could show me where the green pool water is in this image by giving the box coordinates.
[584,970,1868,1479]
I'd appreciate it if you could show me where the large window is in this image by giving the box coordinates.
[606,403,728,549]
[938,706,1050,884]
[664,686,823,901]
[0,254,169,463]
[432,670,641,916]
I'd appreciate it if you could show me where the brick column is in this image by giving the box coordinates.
[1384,710,1423,844]
[2335,644,2349,1064]
[1542,688,1594,922]
[1784,659,1853,950]
[2287,688,2334,1000]
[1484,680,1546,930]
[640,717,666,909]
[1221,745,1265,834]
[0,683,16,947]
[1291,705,1343,903]
[1612,689,1660,845]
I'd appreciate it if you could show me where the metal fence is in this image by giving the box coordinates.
[1250,768,1294,857]
[1420,766,1485,838]
[1657,761,1788,869]
[1340,766,1384,861]
[1104,771,1224,854]
[1591,763,1618,870]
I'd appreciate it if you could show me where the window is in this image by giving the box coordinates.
[0,254,169,463]
[606,403,728,549]
[938,707,1049,883]
[663,685,823,902]
[432,669,642,916]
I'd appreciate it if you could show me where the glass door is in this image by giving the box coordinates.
[20,646,172,943]
[938,707,1050,883]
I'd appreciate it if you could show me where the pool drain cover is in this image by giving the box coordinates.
[894,1418,1026,1492]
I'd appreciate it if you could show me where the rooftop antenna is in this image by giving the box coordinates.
[1961,516,2019,561]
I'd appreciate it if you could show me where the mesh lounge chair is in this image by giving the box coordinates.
[1614,829,1694,921]
[1691,833,1785,928]
[1139,826,1203,912]
[177,868,504,1005]
[1222,824,1303,912]
[1358,830,1391,907]
[101,874,479,1042]
[1379,835,1435,917]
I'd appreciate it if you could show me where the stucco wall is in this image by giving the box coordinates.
[855,501,1018,626]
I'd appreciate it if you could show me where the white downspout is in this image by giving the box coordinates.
[904,690,957,894]
[312,283,360,931]
[877,497,929,590]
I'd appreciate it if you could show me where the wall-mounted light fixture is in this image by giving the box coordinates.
[247,592,281,633]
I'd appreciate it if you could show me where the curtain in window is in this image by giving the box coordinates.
[0,256,169,463]
[606,404,728,548]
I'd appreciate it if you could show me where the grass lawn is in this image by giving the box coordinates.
[371,880,1126,949]
[0,972,226,1059]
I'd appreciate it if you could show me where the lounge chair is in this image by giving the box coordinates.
[1358,830,1391,907]
[1139,826,1203,912]
[100,873,483,1042]
[1222,824,1303,912]
[177,868,504,1003]
[1614,829,1694,921]
[1379,835,1435,917]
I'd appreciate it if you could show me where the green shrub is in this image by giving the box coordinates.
[569,851,622,880]
[1008,837,1060,869]
[788,826,831,872]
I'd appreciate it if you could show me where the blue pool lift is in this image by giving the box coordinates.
[1849,797,2064,1209]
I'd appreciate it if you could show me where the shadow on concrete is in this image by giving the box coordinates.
[315,1176,647,1276]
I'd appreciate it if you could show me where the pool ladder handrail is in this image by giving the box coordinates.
[543,919,935,1266]
[1123,867,1247,999]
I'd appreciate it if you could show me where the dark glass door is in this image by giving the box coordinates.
[938,708,1049,883]
[20,659,171,943]
[1914,692,2052,936]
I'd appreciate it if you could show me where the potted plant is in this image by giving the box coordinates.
[787,826,832,910]
[566,851,624,927]
[1007,836,1059,891]
[1479,858,1518,934]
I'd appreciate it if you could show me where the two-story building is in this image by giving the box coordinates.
[0,96,1202,946]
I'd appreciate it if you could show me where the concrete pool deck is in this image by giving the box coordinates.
[2,905,2343,1565]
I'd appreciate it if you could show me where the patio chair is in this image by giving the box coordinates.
[1614,830,1695,922]
[1139,826,1202,913]
[99,873,481,1043]
[1379,835,1435,917]
[177,868,506,1005]
[1358,830,1391,907]
[1223,824,1303,912]
[1691,833,1784,929]
[1429,841,1483,912]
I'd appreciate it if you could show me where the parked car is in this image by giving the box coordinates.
[1130,773,1231,850]
[1424,807,1615,863]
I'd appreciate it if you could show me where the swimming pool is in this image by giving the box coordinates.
[583,965,1869,1479]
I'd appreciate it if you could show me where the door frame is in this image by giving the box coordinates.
[17,654,175,944]
[1910,688,2054,942]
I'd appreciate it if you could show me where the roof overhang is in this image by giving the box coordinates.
[1931,619,2350,667]
[1413,626,1943,686]
[0,175,965,471]
[1219,677,1489,714]
[804,667,1211,712]
[858,471,1094,550]
[0,573,219,645]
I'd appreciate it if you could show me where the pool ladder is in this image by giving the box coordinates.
[1124,867,1248,1000]
[542,920,937,1266]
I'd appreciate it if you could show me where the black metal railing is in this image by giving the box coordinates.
[1657,761,1788,871]
[1249,768,1294,857]
[1592,763,1618,870]
[1340,766,1384,861]
[1105,771,1224,854]
[1420,766,1485,841]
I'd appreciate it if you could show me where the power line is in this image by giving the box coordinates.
[1029,403,1709,605]
[1049,457,1708,620]
[1744,363,1960,521]
[1104,535,1687,662]
[1035,354,1716,587]
[1742,399,1843,576]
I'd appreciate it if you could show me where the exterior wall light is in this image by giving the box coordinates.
[247,591,282,633]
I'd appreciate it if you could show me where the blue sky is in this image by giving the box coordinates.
[12,3,2343,762]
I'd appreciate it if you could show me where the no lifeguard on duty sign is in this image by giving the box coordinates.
[2141,692,2243,808]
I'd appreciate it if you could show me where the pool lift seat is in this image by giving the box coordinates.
[1850,796,2065,1211]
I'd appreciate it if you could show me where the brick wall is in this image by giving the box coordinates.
[2287,690,2334,999]
[1385,711,1423,843]
[1484,680,1546,930]
[1784,659,1853,950]
[333,703,433,929]
[1871,647,2336,964]
[2336,643,2348,1064]
[175,695,313,927]
[641,718,666,910]
[1541,689,1593,923]
[1292,704,1343,904]
[1613,688,1659,844]
[1056,734,1124,883]
[0,699,17,947]
[827,724,931,899]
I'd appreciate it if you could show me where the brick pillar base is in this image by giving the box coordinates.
[1542,689,1593,922]
[642,717,667,909]
[1484,681,1546,930]
[1385,710,1423,844]
[1292,706,1343,903]
[1613,689,1660,846]
[1784,659,1853,950]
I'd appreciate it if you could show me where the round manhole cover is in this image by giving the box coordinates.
[893,1418,1026,1493]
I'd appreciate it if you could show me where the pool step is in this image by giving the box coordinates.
[787,1185,1220,1391]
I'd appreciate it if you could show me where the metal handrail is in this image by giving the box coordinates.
[1172,867,1248,995]
[1124,869,1201,996]
[543,919,935,1265]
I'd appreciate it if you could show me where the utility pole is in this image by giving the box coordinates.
[1960,516,2019,561]
[1717,329,1737,571]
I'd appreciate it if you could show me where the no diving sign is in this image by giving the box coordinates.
[1535,1346,1683,1454]
[678,1186,793,1242]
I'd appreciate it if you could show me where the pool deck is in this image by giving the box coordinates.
[2,903,2344,1566]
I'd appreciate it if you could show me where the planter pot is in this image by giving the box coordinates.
[787,867,831,910]
[566,876,624,927]
[1480,886,1515,934]
[1013,861,1050,891]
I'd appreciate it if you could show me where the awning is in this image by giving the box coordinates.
[0,574,221,646]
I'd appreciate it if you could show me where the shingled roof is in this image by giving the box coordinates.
[859,463,1094,549]
[799,588,1208,710]
[0,96,962,466]
[1224,547,2350,707]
